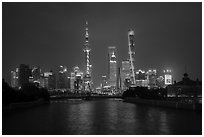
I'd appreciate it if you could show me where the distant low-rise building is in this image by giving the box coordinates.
[167,73,202,97]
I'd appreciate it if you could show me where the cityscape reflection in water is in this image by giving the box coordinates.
[3,99,201,135]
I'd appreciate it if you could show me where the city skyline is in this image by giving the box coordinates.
[3,2,202,87]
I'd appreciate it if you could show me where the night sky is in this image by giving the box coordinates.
[2,2,202,87]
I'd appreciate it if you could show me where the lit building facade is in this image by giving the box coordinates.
[70,66,84,92]
[44,72,52,89]
[67,76,71,89]
[74,67,82,91]
[147,69,157,89]
[136,69,146,80]
[163,69,173,87]
[116,67,121,92]
[135,69,148,87]
[101,75,108,88]
[108,46,117,88]
[75,75,83,91]
[40,71,56,89]
[121,60,131,90]
[10,68,19,88]
[70,72,75,91]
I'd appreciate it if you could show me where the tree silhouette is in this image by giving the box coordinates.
[2,79,50,105]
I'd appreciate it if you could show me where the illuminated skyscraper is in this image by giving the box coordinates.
[43,71,56,89]
[128,30,136,86]
[83,21,92,92]
[18,64,31,87]
[121,60,131,90]
[108,46,117,87]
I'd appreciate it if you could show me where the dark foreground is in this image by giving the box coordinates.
[2,98,202,135]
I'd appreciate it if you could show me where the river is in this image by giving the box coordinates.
[2,98,202,135]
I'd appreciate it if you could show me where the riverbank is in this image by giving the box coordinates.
[3,99,50,111]
[124,97,202,111]
[50,95,122,100]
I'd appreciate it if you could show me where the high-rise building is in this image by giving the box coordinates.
[135,69,148,87]
[70,66,84,92]
[39,73,45,88]
[10,68,19,88]
[32,66,41,82]
[128,30,136,86]
[156,76,165,88]
[48,71,56,89]
[83,21,92,92]
[44,72,51,89]
[108,46,116,78]
[108,46,117,87]
[101,75,108,88]
[44,71,56,89]
[116,67,121,92]
[121,60,131,90]
[147,69,157,89]
[57,66,67,89]
[70,72,75,91]
[136,69,146,80]
[67,76,71,89]
[75,75,83,91]
[18,64,31,87]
